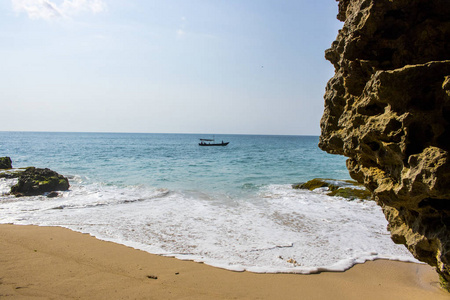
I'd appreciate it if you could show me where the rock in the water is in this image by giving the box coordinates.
[11,167,70,197]
[46,191,60,198]
[293,178,372,200]
[0,157,12,169]
[320,0,450,290]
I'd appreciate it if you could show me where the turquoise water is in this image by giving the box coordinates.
[0,132,416,273]
[1,132,349,193]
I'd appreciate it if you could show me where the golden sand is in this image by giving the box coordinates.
[0,224,448,299]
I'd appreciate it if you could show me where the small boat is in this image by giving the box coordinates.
[199,138,229,146]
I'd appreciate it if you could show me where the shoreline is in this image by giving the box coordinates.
[0,224,448,299]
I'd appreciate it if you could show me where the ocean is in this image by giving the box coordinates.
[0,131,417,273]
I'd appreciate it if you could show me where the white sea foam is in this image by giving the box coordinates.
[0,178,17,196]
[0,180,418,273]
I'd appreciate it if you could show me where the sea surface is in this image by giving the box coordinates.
[0,132,417,273]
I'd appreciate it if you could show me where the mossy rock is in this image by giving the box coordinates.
[293,178,372,201]
[439,274,450,292]
[293,178,357,191]
[327,187,372,200]
[11,167,70,197]
[0,157,12,169]
[292,178,335,191]
[0,168,26,179]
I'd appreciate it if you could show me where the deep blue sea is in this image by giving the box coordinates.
[0,132,416,273]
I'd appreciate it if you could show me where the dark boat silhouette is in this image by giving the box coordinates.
[199,138,229,146]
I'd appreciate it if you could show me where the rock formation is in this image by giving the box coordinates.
[0,157,12,169]
[10,167,70,197]
[319,0,450,290]
[1,158,70,196]
[292,178,372,200]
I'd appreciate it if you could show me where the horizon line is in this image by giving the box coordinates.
[0,130,320,137]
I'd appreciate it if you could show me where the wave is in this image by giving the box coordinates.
[0,180,418,274]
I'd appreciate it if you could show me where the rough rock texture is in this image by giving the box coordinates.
[11,167,70,197]
[319,0,450,290]
[0,157,12,169]
[292,178,372,200]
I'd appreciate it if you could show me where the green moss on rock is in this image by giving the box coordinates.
[0,168,26,179]
[327,187,372,200]
[292,178,335,191]
[440,274,450,292]
[293,178,372,201]
[11,167,70,197]
[0,157,12,169]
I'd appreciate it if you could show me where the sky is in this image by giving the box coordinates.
[0,0,342,135]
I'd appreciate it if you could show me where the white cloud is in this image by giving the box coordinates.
[176,16,186,37]
[176,29,185,37]
[61,0,105,14]
[11,0,106,20]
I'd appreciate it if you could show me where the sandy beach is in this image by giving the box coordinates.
[0,224,448,299]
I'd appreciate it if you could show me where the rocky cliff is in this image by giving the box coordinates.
[319,0,450,290]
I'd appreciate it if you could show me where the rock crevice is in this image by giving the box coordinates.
[320,0,450,289]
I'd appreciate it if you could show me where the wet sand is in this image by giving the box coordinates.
[0,224,448,299]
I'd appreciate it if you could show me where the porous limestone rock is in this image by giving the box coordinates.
[320,0,450,290]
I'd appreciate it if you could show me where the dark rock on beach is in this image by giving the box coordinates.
[46,191,60,198]
[320,0,450,290]
[11,167,70,197]
[293,178,372,200]
[0,157,12,169]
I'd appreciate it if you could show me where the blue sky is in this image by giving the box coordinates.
[1,1,341,135]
